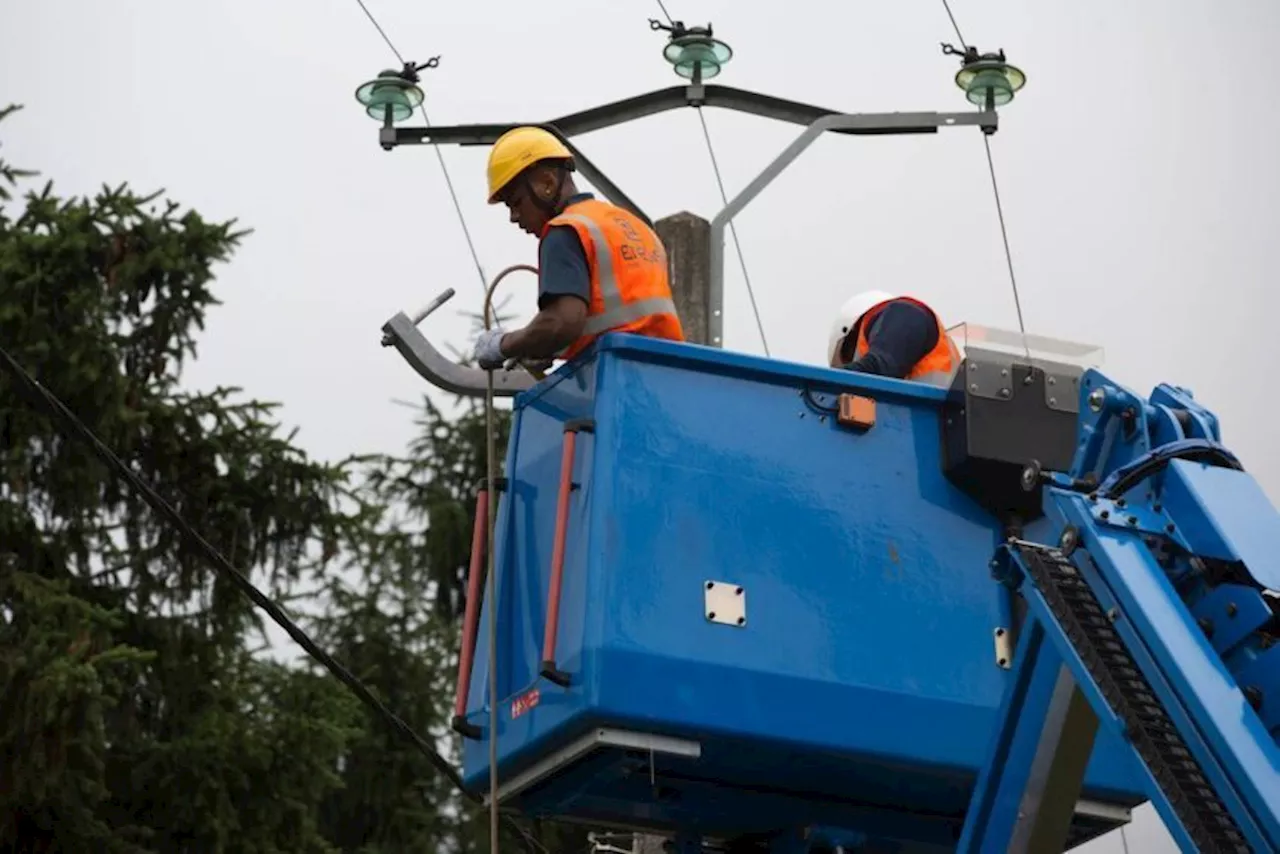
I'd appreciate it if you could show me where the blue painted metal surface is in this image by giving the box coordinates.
[1160,457,1280,591]
[1002,539,1272,852]
[955,619,1065,853]
[963,365,1280,851]
[1050,485,1280,850]
[456,335,1144,848]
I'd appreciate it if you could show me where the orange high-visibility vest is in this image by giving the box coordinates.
[853,296,960,387]
[543,198,684,361]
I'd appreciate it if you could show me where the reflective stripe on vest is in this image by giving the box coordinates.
[547,202,683,359]
[581,295,680,336]
[853,297,960,388]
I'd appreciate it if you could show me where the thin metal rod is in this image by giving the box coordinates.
[982,134,1031,359]
[653,0,674,25]
[697,106,770,356]
[478,263,538,854]
[484,367,498,854]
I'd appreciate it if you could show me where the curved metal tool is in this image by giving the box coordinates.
[380,288,536,399]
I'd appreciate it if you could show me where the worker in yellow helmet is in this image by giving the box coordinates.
[471,126,685,370]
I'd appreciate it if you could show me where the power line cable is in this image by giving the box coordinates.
[0,347,543,849]
[349,7,566,852]
[354,0,402,60]
[354,0,489,292]
[348,13,527,850]
[654,0,769,355]
[940,0,967,46]
[981,134,1029,349]
[0,343,466,792]
[350,12,547,852]
[696,107,771,356]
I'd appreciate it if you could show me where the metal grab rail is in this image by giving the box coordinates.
[539,418,595,687]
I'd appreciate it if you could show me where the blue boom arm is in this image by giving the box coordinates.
[960,369,1280,853]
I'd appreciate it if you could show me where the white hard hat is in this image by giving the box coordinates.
[827,289,898,365]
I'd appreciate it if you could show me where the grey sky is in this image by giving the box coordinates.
[5,0,1279,850]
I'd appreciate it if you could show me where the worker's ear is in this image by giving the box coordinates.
[529,165,560,202]
[830,331,854,367]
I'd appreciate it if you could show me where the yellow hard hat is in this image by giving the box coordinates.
[486,126,573,204]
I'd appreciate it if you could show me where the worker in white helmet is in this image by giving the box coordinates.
[827,290,961,387]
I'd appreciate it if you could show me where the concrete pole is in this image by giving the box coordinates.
[655,211,713,347]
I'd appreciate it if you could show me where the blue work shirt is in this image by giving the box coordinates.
[840,300,940,379]
[537,192,594,310]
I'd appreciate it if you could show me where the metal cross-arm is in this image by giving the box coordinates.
[381,83,946,147]
[376,83,971,229]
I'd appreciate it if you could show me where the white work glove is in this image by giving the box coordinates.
[472,328,507,370]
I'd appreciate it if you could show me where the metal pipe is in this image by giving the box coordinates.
[451,487,489,737]
[706,109,997,347]
[480,262,538,853]
[539,427,579,688]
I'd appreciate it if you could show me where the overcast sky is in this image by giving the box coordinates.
[5,0,1280,850]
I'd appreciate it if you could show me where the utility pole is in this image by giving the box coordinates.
[655,212,713,346]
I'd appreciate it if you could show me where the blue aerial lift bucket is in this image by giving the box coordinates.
[451,328,1147,850]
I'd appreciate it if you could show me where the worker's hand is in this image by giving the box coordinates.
[472,328,507,370]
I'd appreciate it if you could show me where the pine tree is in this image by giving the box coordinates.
[0,100,592,853]
[0,103,370,853]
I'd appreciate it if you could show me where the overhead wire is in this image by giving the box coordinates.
[938,0,1031,354]
[0,344,468,792]
[946,3,1130,850]
[697,109,771,357]
[354,0,489,293]
[653,0,770,356]
[981,135,1030,353]
[0,328,548,852]
[952,9,1130,849]
[350,7,554,853]
[939,0,967,46]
